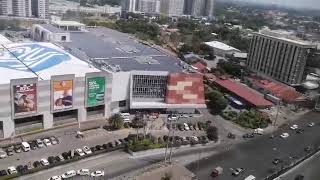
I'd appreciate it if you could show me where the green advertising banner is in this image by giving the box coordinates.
[87,77,105,107]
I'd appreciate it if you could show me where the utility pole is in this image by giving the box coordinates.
[164,116,172,164]
[273,100,280,126]
[169,125,175,163]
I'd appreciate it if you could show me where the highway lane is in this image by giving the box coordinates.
[186,112,320,180]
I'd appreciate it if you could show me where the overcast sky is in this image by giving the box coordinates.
[235,0,320,10]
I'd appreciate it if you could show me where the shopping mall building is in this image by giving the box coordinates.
[0,22,206,139]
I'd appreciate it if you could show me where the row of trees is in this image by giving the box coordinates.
[206,90,228,114]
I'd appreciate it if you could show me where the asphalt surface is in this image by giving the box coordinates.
[186,111,320,180]
[277,150,320,180]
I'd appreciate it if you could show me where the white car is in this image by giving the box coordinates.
[91,170,105,177]
[120,113,131,123]
[76,148,85,156]
[0,148,7,159]
[168,114,178,121]
[41,158,50,166]
[290,124,298,130]
[61,170,76,179]
[7,166,17,174]
[77,169,90,176]
[43,139,52,146]
[308,122,315,127]
[48,175,62,180]
[83,146,92,155]
[280,133,289,138]
[183,123,190,131]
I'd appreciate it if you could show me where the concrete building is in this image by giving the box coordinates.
[205,0,214,18]
[137,0,158,14]
[22,22,206,139]
[247,29,317,85]
[0,42,105,139]
[204,41,241,57]
[121,0,137,13]
[31,0,49,19]
[0,0,48,18]
[160,0,185,17]
[12,0,32,17]
[191,0,206,17]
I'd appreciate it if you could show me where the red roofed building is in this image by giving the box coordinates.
[246,77,306,103]
[192,62,208,73]
[213,78,273,108]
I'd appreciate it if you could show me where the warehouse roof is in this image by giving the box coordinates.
[0,42,99,84]
[204,41,240,52]
[39,24,67,33]
[60,27,183,73]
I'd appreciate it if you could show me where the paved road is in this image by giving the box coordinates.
[276,150,320,180]
[186,111,320,180]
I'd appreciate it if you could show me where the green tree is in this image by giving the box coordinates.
[109,114,124,130]
[80,0,87,6]
[206,126,218,141]
[207,90,228,114]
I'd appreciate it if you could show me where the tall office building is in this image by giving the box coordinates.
[0,0,48,18]
[205,0,214,18]
[191,0,206,17]
[160,0,184,17]
[137,0,157,14]
[32,0,49,19]
[121,0,137,13]
[12,0,31,17]
[247,29,317,85]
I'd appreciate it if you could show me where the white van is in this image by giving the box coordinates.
[244,175,256,180]
[120,113,131,123]
[21,142,31,152]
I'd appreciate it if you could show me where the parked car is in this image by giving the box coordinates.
[232,168,244,176]
[243,133,254,139]
[21,142,31,152]
[14,145,22,153]
[16,165,24,173]
[75,148,85,156]
[95,145,104,151]
[6,146,14,156]
[48,175,62,180]
[0,169,8,176]
[120,113,131,123]
[183,123,190,131]
[55,155,65,162]
[0,148,7,159]
[36,139,44,148]
[280,133,289,138]
[7,166,17,174]
[61,170,76,179]
[168,114,178,121]
[253,128,264,135]
[29,141,37,150]
[244,175,256,180]
[177,124,184,131]
[91,170,104,177]
[43,139,52,146]
[290,124,298,130]
[308,122,315,127]
[48,156,57,164]
[77,169,90,176]
[108,142,115,148]
[83,146,92,154]
[115,140,122,146]
[90,147,96,153]
[40,158,50,166]
[49,136,59,145]
[33,161,42,168]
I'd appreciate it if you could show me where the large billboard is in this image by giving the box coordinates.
[13,83,37,116]
[53,80,73,111]
[87,77,105,107]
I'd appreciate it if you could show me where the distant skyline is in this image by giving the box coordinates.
[231,0,320,10]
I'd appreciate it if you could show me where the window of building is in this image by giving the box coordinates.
[61,36,66,41]
[119,100,126,107]
[132,75,167,99]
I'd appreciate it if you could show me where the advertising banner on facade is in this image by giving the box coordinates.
[87,77,105,107]
[13,83,37,116]
[53,80,73,111]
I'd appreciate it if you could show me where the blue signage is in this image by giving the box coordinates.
[0,43,71,72]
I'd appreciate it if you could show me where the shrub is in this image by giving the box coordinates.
[128,139,165,152]
[206,126,218,141]
[109,114,124,130]
[124,122,130,128]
